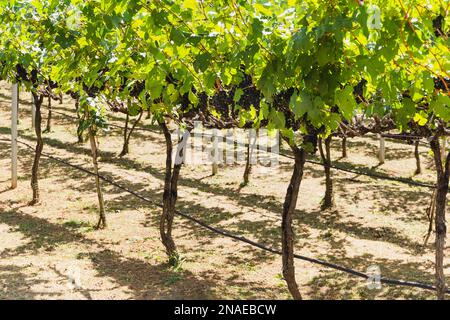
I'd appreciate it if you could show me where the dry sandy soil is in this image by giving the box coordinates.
[0,81,448,300]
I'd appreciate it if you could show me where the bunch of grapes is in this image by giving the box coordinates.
[434,77,450,92]
[353,78,367,104]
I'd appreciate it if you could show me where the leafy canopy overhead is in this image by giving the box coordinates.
[0,0,448,140]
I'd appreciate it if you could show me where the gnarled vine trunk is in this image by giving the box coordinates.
[45,95,52,133]
[160,121,182,266]
[414,140,421,175]
[242,144,252,186]
[88,127,106,229]
[119,108,143,157]
[424,189,436,246]
[242,131,256,186]
[30,93,44,205]
[120,112,130,157]
[430,138,449,300]
[282,144,306,300]
[75,98,83,144]
[342,137,347,158]
[319,136,334,210]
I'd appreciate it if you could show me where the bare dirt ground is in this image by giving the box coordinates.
[0,81,448,300]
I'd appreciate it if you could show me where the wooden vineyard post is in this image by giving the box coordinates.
[11,83,18,189]
[378,134,385,165]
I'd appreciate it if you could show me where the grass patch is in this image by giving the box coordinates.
[63,220,94,232]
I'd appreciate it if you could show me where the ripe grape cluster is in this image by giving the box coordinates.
[353,78,367,104]
[434,77,450,91]
[433,15,445,37]
[15,64,37,84]
[10,61,372,137]
[234,73,261,110]
[273,88,301,130]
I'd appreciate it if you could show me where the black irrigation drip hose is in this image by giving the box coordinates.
[278,152,436,189]
[50,110,78,121]
[1,138,447,295]
[174,210,447,293]
[309,158,435,189]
